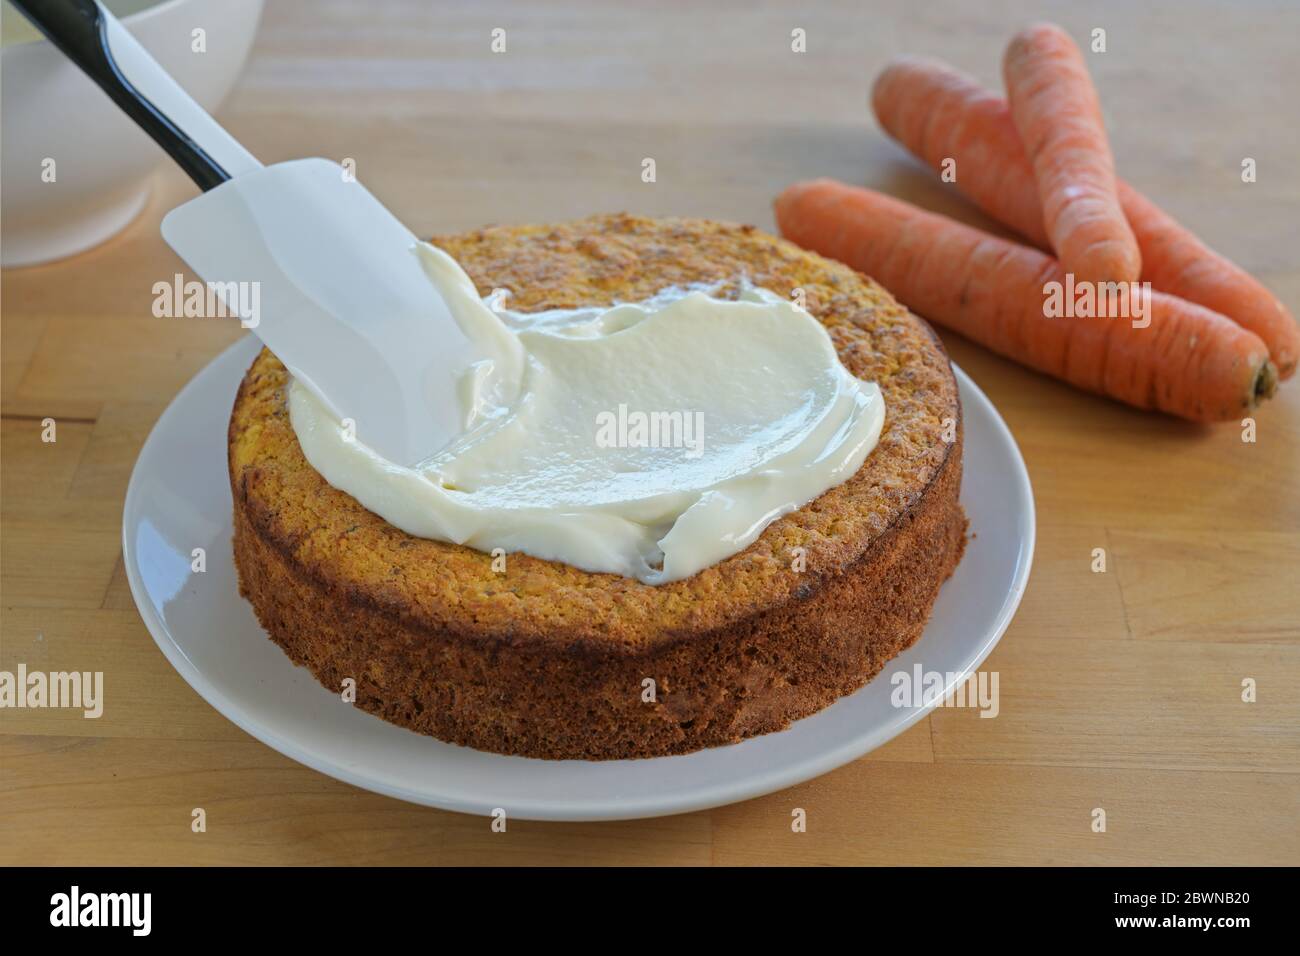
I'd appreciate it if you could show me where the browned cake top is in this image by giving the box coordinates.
[228,214,960,649]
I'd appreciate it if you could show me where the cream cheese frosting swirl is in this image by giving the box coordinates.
[288,243,885,583]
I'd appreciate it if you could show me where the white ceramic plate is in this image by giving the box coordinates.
[123,335,1034,821]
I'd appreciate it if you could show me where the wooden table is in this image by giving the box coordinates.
[3,0,1297,866]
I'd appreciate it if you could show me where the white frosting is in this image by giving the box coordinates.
[288,243,885,584]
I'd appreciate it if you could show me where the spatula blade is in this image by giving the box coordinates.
[162,158,479,466]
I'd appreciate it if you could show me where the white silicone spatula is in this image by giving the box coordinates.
[13,0,497,465]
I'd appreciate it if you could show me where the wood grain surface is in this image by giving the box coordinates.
[2,0,1298,866]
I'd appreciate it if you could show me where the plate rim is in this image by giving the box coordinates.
[123,334,1035,821]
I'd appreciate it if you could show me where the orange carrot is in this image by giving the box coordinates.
[774,179,1276,422]
[871,55,1300,379]
[1003,23,1141,284]
[872,55,1049,245]
[1117,182,1298,379]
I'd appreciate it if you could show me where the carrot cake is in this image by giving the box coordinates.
[228,213,967,760]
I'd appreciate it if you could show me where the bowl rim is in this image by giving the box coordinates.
[3,0,221,55]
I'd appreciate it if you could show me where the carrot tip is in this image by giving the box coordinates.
[1252,361,1279,408]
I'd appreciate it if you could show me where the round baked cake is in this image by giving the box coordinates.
[228,214,967,760]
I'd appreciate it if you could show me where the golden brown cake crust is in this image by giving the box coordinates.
[229,214,967,759]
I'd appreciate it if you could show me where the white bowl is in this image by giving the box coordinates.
[0,0,264,268]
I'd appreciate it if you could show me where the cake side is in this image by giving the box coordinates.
[233,431,964,758]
